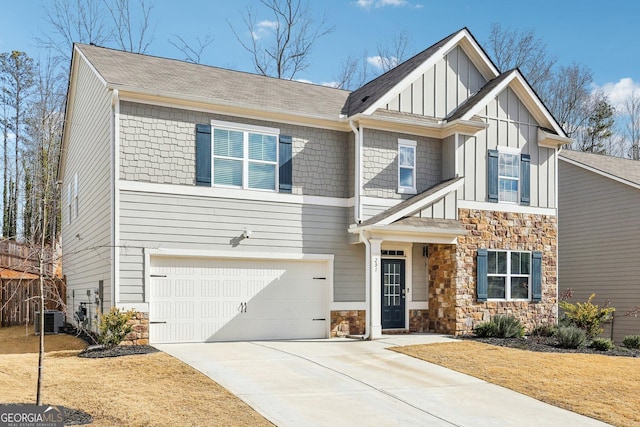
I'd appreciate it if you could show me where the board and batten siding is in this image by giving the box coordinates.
[61,57,113,317]
[118,190,365,303]
[456,86,556,208]
[385,46,487,118]
[119,102,350,198]
[559,160,640,343]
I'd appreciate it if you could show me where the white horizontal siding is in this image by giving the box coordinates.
[118,190,365,303]
[559,161,640,343]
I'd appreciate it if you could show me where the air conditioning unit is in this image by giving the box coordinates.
[35,310,65,334]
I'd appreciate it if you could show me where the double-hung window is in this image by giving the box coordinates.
[398,139,416,194]
[488,148,530,205]
[487,250,531,300]
[196,122,292,192]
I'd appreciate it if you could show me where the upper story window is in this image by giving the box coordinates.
[398,139,416,194]
[498,151,519,203]
[488,148,530,205]
[195,121,292,193]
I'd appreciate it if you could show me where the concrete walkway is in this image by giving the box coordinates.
[156,335,609,427]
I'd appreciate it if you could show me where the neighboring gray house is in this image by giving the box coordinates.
[559,150,640,343]
[59,28,569,344]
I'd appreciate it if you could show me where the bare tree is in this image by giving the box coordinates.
[229,0,334,80]
[333,52,370,90]
[487,23,556,90]
[623,90,640,160]
[38,0,111,62]
[102,0,155,54]
[168,33,215,64]
[375,29,411,73]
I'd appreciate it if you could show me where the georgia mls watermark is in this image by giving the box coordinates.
[0,405,64,427]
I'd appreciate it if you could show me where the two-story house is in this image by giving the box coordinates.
[59,28,569,344]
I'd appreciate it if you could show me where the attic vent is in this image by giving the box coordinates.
[361,95,370,103]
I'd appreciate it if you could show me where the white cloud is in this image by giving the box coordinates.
[356,0,421,8]
[593,78,640,112]
[367,55,398,70]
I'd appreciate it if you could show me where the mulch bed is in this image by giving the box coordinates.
[461,335,640,357]
[78,344,159,358]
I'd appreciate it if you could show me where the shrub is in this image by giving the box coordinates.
[530,324,557,337]
[589,338,614,351]
[622,335,640,349]
[558,293,615,339]
[556,326,587,349]
[493,315,525,338]
[474,321,498,338]
[98,307,137,348]
[474,315,525,338]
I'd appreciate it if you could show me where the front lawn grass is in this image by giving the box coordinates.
[0,326,272,426]
[394,341,640,427]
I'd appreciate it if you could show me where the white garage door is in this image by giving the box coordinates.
[149,257,329,343]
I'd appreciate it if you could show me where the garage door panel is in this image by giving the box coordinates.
[149,257,329,343]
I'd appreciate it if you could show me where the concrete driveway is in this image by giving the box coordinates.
[156,335,609,427]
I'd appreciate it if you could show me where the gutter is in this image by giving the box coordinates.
[349,120,362,224]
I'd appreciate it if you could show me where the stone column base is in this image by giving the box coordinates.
[330,310,366,337]
[121,311,149,345]
[409,309,429,332]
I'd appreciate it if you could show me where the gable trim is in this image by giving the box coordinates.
[559,154,640,191]
[362,29,499,116]
[456,71,567,138]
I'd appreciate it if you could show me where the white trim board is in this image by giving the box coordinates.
[119,180,353,208]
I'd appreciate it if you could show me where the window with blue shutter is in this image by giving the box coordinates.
[195,124,211,186]
[477,249,488,302]
[279,135,292,193]
[520,154,530,206]
[487,150,498,202]
[531,251,542,302]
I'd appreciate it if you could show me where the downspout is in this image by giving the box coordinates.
[349,120,362,224]
[111,89,120,309]
[555,145,562,324]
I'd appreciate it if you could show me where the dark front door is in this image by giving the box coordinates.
[381,259,405,329]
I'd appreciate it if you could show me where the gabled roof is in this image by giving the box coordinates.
[352,177,464,230]
[74,43,351,123]
[559,150,640,189]
[342,27,499,117]
[447,68,569,139]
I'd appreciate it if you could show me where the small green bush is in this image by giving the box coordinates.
[622,335,640,349]
[556,326,587,349]
[98,307,137,348]
[530,324,557,337]
[474,315,525,338]
[589,338,614,351]
[474,321,498,338]
[558,293,615,339]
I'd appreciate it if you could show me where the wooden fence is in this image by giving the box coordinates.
[0,240,64,327]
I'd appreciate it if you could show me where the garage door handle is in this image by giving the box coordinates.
[150,321,167,324]
[312,318,326,321]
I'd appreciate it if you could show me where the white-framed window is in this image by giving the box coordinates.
[73,173,79,218]
[498,148,520,203]
[487,250,531,300]
[398,139,416,194]
[212,120,279,191]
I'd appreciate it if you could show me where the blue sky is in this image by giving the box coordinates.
[1,0,638,109]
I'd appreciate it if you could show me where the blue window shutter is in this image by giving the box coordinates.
[195,124,211,186]
[532,251,542,302]
[279,135,292,193]
[520,154,531,206]
[487,149,498,202]
[477,249,488,302]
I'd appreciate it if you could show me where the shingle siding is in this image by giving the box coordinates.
[119,102,350,198]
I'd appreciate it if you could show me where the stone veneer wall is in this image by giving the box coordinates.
[330,310,366,337]
[428,209,558,335]
[409,309,429,332]
[121,311,149,346]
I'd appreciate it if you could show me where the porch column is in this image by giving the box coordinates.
[369,238,383,339]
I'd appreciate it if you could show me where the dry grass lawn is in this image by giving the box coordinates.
[0,325,87,354]
[394,341,640,427]
[0,326,272,426]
